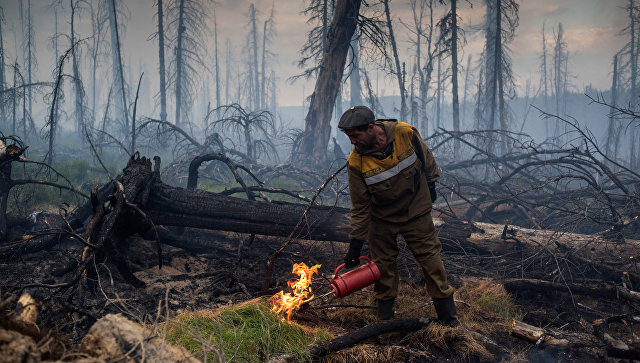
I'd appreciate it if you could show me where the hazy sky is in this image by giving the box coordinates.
[0,0,631,114]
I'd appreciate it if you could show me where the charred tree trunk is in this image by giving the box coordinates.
[62,155,351,245]
[250,4,259,110]
[462,54,472,127]
[541,24,549,136]
[349,34,362,106]
[292,0,361,168]
[157,0,167,121]
[384,0,407,121]
[214,6,220,118]
[0,143,25,241]
[174,0,186,125]
[70,0,86,135]
[451,0,460,158]
[108,0,129,132]
[605,53,620,159]
[0,14,5,126]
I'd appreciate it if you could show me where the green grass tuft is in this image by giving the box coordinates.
[166,300,331,362]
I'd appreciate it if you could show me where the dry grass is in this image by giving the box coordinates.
[456,278,525,335]
[311,277,528,362]
[409,323,493,360]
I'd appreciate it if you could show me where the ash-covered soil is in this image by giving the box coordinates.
[1,225,635,362]
[0,228,346,342]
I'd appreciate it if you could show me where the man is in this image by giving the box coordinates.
[338,105,457,325]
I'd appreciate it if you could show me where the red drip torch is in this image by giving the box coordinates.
[310,256,381,302]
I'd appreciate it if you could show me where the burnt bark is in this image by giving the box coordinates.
[308,317,435,357]
[0,143,25,241]
[292,0,361,168]
[66,154,351,244]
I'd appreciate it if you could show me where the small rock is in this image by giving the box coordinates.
[16,293,38,325]
[81,314,199,363]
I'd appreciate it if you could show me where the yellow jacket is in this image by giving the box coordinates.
[347,120,439,240]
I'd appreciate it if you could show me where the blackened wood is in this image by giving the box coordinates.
[503,278,640,305]
[308,317,435,357]
[146,183,350,241]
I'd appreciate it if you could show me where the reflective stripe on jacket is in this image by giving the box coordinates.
[347,121,439,241]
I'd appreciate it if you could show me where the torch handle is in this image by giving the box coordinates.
[333,256,373,277]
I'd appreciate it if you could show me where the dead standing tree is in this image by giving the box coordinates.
[383,0,407,121]
[168,0,209,126]
[0,134,88,242]
[209,103,278,164]
[291,0,362,168]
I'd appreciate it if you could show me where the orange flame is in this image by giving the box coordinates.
[269,262,321,321]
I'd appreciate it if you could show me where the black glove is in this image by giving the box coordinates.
[428,182,437,203]
[344,239,364,268]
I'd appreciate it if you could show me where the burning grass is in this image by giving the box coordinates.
[270,262,321,321]
[165,298,331,362]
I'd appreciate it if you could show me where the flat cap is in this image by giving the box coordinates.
[338,106,375,130]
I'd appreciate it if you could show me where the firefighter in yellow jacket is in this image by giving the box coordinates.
[338,106,457,324]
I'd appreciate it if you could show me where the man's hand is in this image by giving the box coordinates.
[428,182,437,203]
[344,239,364,268]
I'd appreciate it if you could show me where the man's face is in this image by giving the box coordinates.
[344,124,376,151]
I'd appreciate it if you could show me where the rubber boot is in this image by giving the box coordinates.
[433,295,459,326]
[377,299,395,320]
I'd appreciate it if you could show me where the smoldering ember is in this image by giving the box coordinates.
[1,0,640,362]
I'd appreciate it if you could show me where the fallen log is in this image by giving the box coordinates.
[308,317,434,357]
[146,182,350,242]
[511,318,640,360]
[509,319,569,346]
[502,278,640,305]
[268,317,436,362]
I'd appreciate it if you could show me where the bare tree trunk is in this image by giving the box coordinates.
[225,38,231,104]
[418,0,436,136]
[11,63,16,135]
[0,144,13,240]
[384,0,407,120]
[410,63,416,124]
[157,0,167,121]
[90,5,98,124]
[485,0,499,154]
[322,0,328,52]
[22,72,26,137]
[413,1,423,131]
[261,18,267,111]
[250,4,259,110]
[48,46,71,165]
[349,34,362,106]
[553,23,563,138]
[451,0,460,158]
[70,0,86,136]
[26,0,33,124]
[270,70,276,114]
[629,0,639,168]
[0,13,6,126]
[605,53,619,159]
[174,0,186,124]
[131,73,143,154]
[214,6,220,118]
[108,0,129,132]
[293,0,361,168]
[541,23,549,137]
[436,50,441,129]
[462,54,472,127]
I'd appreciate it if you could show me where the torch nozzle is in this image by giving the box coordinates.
[304,290,335,304]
